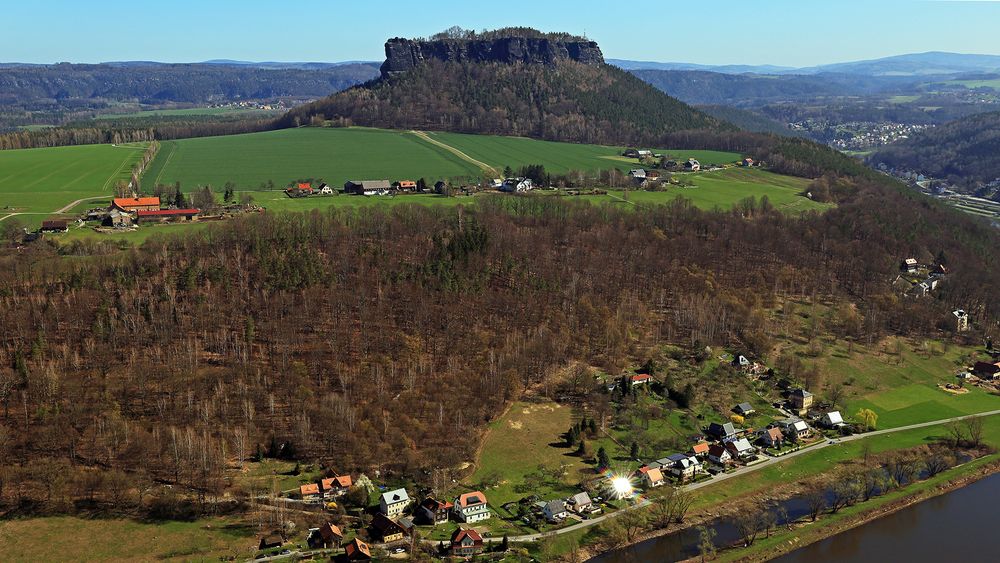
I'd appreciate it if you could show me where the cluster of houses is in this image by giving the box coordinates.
[284,177,536,198]
[532,491,599,525]
[99,196,200,228]
[893,258,949,298]
[296,476,496,557]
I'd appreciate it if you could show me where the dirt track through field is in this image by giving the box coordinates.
[409,130,499,177]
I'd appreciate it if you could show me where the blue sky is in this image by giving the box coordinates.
[5,0,1000,65]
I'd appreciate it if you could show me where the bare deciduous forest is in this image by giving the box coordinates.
[0,176,997,515]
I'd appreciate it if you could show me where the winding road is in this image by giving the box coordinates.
[493,408,1000,542]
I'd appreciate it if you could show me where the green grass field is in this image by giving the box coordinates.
[0,142,148,226]
[144,127,746,192]
[145,128,486,190]
[425,131,742,174]
[0,516,255,562]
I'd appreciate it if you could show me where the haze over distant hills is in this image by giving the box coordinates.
[611,51,1000,76]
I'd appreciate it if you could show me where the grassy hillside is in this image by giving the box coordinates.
[0,142,147,224]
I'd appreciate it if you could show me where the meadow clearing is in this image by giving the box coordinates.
[0,142,147,223]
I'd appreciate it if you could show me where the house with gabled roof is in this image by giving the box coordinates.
[724,438,756,460]
[690,442,710,458]
[380,488,410,519]
[821,411,845,428]
[417,497,453,525]
[568,492,593,513]
[643,467,666,488]
[734,402,755,416]
[761,427,784,448]
[310,522,343,549]
[543,499,569,522]
[344,537,372,561]
[320,475,352,498]
[790,389,814,414]
[778,417,811,439]
[299,483,321,500]
[111,196,161,212]
[371,513,406,543]
[708,444,733,465]
[453,491,490,523]
[451,528,484,557]
[629,373,651,386]
[708,422,737,441]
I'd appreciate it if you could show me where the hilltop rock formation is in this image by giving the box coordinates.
[380,36,604,77]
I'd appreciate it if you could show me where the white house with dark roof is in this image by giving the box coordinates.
[380,488,410,519]
[778,417,811,439]
[724,438,756,460]
[543,499,569,522]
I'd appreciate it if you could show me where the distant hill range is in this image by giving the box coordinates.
[871,111,1000,190]
[612,51,1000,77]
[279,30,727,146]
[0,61,380,114]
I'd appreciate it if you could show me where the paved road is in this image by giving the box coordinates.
[495,408,1000,542]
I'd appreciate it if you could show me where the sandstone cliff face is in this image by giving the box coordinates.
[380,37,604,77]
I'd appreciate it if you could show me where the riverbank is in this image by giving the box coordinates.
[721,454,1000,562]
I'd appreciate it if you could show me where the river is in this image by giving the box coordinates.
[589,470,1000,563]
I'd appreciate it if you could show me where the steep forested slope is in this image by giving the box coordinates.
[872,111,1000,189]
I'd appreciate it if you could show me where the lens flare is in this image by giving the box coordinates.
[608,473,635,500]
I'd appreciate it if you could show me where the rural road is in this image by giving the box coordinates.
[54,196,110,214]
[491,408,1000,542]
[410,130,499,177]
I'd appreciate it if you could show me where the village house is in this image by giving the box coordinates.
[105,208,133,227]
[568,492,593,513]
[642,467,666,488]
[299,483,321,501]
[397,516,415,537]
[734,402,756,416]
[135,208,200,224]
[417,497,453,525]
[309,522,343,549]
[708,422,738,441]
[629,373,651,386]
[954,309,970,332]
[684,158,701,171]
[259,535,284,550]
[285,182,313,197]
[623,148,641,158]
[690,442,710,458]
[778,417,811,440]
[707,444,733,465]
[320,475,352,498]
[451,528,484,557]
[637,149,653,158]
[380,488,410,519]
[40,219,69,233]
[661,453,703,479]
[394,180,417,192]
[453,491,490,523]
[318,183,334,195]
[344,180,392,196]
[500,177,534,192]
[111,196,161,213]
[344,538,372,561]
[790,389,814,414]
[900,258,919,273]
[820,411,845,428]
[724,438,756,461]
[371,513,406,543]
[742,157,754,167]
[761,427,784,448]
[543,499,569,522]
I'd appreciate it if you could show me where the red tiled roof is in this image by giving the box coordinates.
[457,491,487,507]
[298,183,311,190]
[398,180,417,187]
[112,197,160,208]
[320,475,352,490]
[136,208,200,217]
[452,527,483,544]
[345,538,371,558]
[319,522,343,541]
[300,483,320,496]
[630,374,651,382]
[691,442,710,454]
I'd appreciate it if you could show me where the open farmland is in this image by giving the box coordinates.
[145,127,485,189]
[144,127,745,191]
[0,142,147,224]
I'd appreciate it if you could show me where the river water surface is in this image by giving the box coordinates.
[589,471,1000,563]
